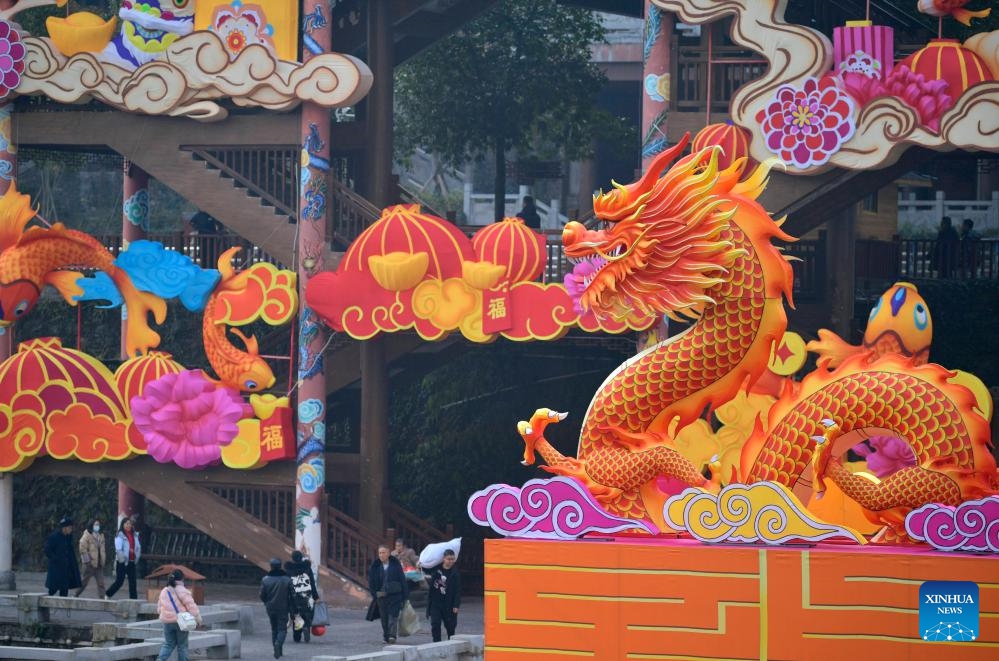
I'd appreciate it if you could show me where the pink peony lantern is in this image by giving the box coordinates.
[833,20,894,80]
[131,370,252,469]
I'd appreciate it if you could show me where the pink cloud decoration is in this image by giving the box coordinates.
[905,497,999,553]
[131,370,252,469]
[467,476,658,539]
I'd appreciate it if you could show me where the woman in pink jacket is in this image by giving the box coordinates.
[155,569,202,661]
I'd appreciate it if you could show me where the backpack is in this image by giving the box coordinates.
[290,572,313,608]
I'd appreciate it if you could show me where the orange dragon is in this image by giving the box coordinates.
[519,134,997,540]
[202,247,279,392]
[0,182,166,357]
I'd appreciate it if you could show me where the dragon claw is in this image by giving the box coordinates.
[820,418,836,428]
[811,435,827,445]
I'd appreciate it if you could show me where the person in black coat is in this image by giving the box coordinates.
[285,550,319,643]
[367,545,408,644]
[425,549,461,641]
[260,558,295,659]
[515,196,542,229]
[44,516,82,597]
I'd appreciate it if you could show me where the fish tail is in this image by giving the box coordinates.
[111,267,167,357]
[216,247,242,283]
[805,328,863,370]
[953,7,990,26]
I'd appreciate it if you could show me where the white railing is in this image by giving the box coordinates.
[464,184,569,228]
[898,191,999,236]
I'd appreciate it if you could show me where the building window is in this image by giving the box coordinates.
[862,192,879,213]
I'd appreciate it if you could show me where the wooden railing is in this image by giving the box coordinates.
[328,174,381,249]
[673,44,768,114]
[327,506,383,586]
[384,501,451,555]
[184,145,299,220]
[205,484,296,540]
[92,231,283,269]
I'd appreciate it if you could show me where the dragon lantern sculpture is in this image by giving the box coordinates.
[519,134,997,542]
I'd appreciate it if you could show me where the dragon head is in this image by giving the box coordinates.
[563,133,751,321]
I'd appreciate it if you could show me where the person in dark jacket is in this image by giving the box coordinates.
[367,544,408,644]
[285,550,319,643]
[44,516,82,597]
[515,196,541,229]
[425,549,461,641]
[260,558,295,659]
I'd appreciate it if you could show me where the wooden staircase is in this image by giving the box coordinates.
[17,110,308,267]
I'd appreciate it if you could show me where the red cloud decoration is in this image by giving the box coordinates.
[305,206,655,341]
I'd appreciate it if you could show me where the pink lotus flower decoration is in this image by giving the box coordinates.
[840,66,953,133]
[0,20,26,100]
[131,370,252,469]
[757,76,856,168]
[852,435,916,478]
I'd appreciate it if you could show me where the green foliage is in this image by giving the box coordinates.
[387,342,629,531]
[12,474,117,570]
[394,0,633,215]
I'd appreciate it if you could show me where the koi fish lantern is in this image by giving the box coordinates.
[0,183,166,357]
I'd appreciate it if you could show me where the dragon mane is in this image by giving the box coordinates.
[564,134,775,321]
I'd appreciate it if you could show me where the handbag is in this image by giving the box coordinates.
[398,600,420,637]
[166,589,198,632]
[365,599,380,622]
[312,600,330,627]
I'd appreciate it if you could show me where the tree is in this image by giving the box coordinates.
[394,0,632,221]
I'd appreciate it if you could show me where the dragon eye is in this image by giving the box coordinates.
[14,300,29,316]
[244,380,258,390]
[172,0,190,7]
[913,304,928,330]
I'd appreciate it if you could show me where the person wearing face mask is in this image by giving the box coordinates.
[74,519,107,598]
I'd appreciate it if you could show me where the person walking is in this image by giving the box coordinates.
[260,557,295,659]
[285,550,319,643]
[74,519,106,598]
[426,549,461,641]
[105,518,141,599]
[44,516,81,597]
[154,569,202,661]
[368,544,408,644]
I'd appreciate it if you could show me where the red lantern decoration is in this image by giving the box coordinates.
[692,120,755,170]
[340,204,474,282]
[471,217,547,284]
[115,350,185,407]
[898,39,993,99]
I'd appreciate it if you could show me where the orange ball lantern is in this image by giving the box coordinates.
[692,120,755,170]
[472,217,547,284]
[898,39,993,98]
[115,350,185,408]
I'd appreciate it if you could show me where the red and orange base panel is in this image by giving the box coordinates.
[484,537,998,659]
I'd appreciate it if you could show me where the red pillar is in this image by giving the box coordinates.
[640,1,674,172]
[295,0,332,572]
[119,159,149,531]
[637,2,673,349]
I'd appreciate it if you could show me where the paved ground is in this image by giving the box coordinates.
[6,571,484,659]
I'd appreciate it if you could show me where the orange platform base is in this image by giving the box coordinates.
[484,537,999,660]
